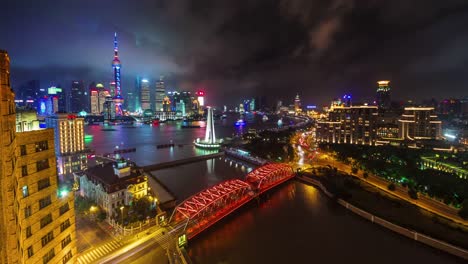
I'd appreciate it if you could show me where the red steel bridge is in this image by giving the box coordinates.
[170,163,294,239]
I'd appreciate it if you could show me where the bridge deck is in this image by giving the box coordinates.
[142,152,224,171]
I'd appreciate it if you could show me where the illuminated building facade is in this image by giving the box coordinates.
[76,160,148,219]
[316,105,378,145]
[140,79,151,111]
[47,86,66,113]
[196,90,205,107]
[111,33,124,116]
[89,83,110,115]
[45,114,86,177]
[89,85,99,114]
[162,96,171,112]
[398,107,442,140]
[0,50,77,264]
[16,110,40,132]
[376,80,391,110]
[155,76,165,112]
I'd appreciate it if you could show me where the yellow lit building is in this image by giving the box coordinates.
[316,105,378,145]
[0,50,77,264]
[398,107,442,140]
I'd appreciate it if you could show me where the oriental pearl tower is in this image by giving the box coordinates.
[112,32,124,116]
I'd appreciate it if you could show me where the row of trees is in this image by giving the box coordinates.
[75,196,157,224]
[243,128,296,162]
[320,143,468,219]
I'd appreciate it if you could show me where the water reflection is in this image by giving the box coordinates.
[188,181,463,264]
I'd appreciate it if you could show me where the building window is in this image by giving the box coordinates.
[59,203,70,215]
[20,145,27,156]
[60,219,71,232]
[40,214,52,228]
[27,246,33,258]
[24,206,32,218]
[22,165,28,177]
[39,196,51,209]
[22,186,29,198]
[26,226,32,238]
[35,140,48,152]
[41,231,54,247]
[42,248,55,264]
[62,250,72,264]
[61,235,71,249]
[38,178,51,190]
[36,159,50,172]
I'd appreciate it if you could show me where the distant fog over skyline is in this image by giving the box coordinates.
[1,0,468,106]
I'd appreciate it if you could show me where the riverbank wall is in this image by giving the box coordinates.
[296,175,468,260]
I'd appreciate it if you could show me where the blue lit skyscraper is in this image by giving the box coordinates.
[112,32,124,116]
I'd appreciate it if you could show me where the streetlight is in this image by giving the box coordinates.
[90,206,97,220]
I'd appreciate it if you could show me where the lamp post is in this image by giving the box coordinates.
[120,206,124,226]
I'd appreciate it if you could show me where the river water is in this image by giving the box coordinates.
[84,114,464,264]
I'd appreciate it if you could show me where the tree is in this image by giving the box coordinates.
[351,167,358,174]
[363,172,369,179]
[408,188,418,200]
[458,200,468,220]
[387,183,396,191]
[97,211,107,222]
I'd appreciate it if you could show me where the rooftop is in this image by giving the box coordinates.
[83,160,146,193]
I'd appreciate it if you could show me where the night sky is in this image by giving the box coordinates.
[1,0,467,107]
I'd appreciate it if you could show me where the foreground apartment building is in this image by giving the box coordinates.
[0,50,77,264]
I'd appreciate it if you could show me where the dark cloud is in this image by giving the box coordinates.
[0,0,467,107]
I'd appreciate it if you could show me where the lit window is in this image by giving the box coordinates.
[22,186,29,198]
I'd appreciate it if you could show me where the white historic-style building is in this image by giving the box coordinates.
[75,159,148,219]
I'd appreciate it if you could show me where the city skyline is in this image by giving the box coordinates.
[1,1,468,106]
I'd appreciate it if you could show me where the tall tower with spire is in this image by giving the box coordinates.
[112,32,124,116]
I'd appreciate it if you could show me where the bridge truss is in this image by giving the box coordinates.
[245,163,294,191]
[171,179,253,237]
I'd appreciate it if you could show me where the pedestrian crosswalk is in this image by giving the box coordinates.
[77,240,123,264]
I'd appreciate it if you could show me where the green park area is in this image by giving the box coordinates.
[242,128,296,162]
[319,143,468,218]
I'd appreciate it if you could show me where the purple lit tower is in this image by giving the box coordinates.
[112,32,124,116]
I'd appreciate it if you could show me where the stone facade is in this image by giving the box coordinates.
[0,50,77,264]
[76,160,148,219]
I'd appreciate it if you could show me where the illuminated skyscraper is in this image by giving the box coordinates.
[0,50,77,264]
[140,78,151,111]
[155,76,165,112]
[111,33,124,116]
[376,80,391,110]
[90,83,110,115]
